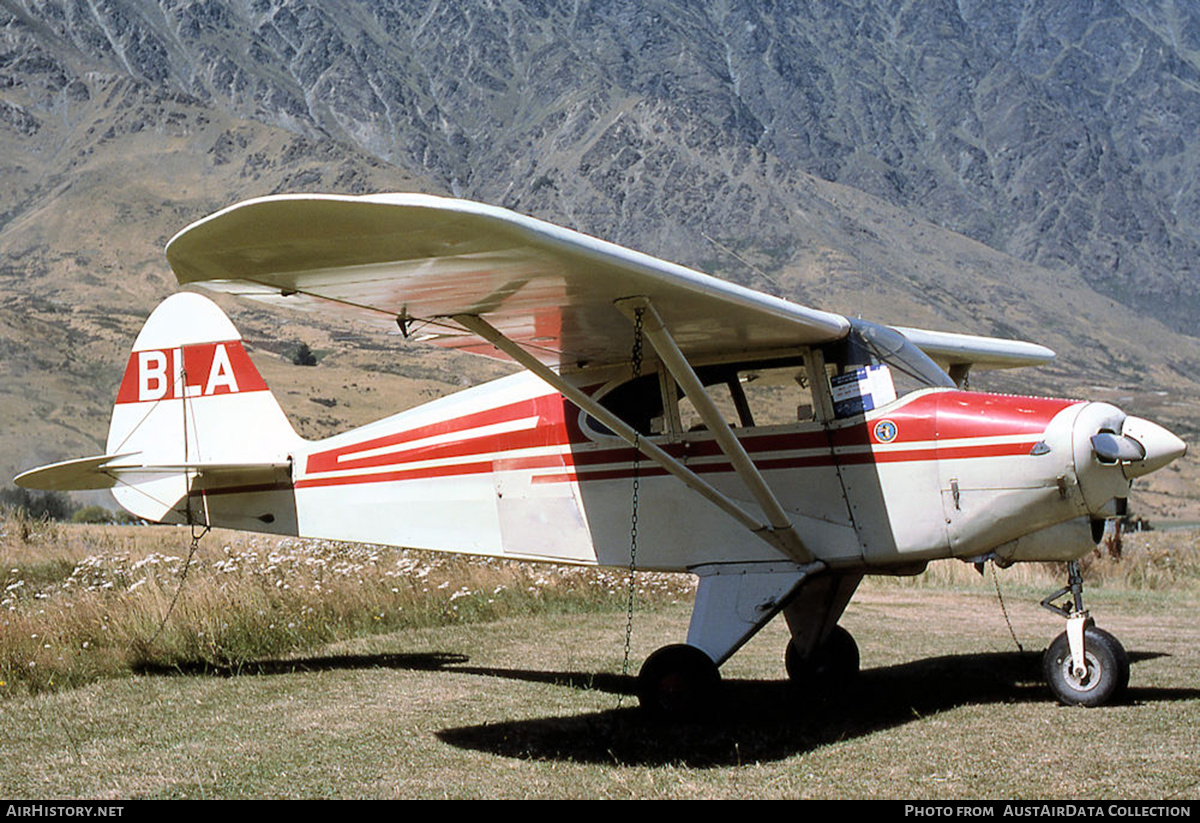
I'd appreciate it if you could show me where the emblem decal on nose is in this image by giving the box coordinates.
[874,419,898,443]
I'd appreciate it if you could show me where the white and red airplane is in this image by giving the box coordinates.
[16,193,1187,713]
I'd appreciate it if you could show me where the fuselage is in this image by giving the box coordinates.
[76,296,1180,576]
[286,370,1147,572]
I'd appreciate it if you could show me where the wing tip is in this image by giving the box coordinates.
[895,326,1056,369]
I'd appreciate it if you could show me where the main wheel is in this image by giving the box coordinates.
[1043,626,1130,707]
[785,624,860,690]
[636,644,720,717]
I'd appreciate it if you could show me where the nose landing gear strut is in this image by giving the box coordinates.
[1040,560,1130,706]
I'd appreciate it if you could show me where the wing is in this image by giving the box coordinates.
[165,193,1054,373]
[165,193,850,371]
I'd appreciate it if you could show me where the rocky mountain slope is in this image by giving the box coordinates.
[2,0,1198,517]
[9,0,1197,320]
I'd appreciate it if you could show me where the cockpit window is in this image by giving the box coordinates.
[844,320,954,389]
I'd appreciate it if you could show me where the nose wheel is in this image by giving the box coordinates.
[1044,625,1129,707]
[1040,560,1130,706]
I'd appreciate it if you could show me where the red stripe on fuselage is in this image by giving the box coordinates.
[304,393,572,474]
[879,392,1075,443]
[294,390,1078,488]
[528,438,1043,486]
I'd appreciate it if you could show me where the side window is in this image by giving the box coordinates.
[584,373,666,437]
[676,360,815,431]
[586,356,824,438]
[735,363,816,426]
[677,373,745,431]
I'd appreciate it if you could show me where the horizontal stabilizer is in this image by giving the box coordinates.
[14,454,137,491]
[16,455,293,494]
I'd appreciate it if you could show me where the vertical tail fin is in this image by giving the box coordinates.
[16,292,303,531]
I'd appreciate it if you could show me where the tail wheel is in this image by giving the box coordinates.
[1043,626,1130,707]
[785,624,860,690]
[636,644,720,717]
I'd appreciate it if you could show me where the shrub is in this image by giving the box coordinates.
[0,487,77,521]
[292,342,317,366]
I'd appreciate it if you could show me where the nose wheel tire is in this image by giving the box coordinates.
[785,624,860,690]
[1043,626,1129,707]
[636,644,721,717]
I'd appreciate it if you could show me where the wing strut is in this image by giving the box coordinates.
[616,297,814,564]
[452,313,815,564]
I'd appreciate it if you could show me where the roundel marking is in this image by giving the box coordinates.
[874,419,898,443]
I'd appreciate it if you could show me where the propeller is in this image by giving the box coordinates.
[1090,432,1144,463]
[1091,417,1187,479]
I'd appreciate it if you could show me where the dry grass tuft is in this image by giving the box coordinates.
[1,514,695,697]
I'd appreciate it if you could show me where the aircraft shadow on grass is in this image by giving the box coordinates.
[433,651,1194,767]
[135,648,1195,767]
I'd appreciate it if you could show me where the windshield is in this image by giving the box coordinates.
[846,320,954,389]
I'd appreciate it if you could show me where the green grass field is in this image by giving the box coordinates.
[2,516,1198,799]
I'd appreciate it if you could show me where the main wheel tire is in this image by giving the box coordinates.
[636,644,720,717]
[1043,626,1130,707]
[785,625,860,690]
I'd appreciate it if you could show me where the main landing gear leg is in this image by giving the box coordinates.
[783,573,863,693]
[636,561,822,717]
[1040,560,1130,707]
